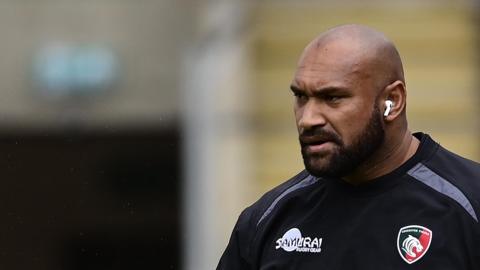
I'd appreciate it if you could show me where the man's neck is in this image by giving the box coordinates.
[343,131,420,185]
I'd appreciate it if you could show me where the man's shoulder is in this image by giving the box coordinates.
[417,143,480,222]
[425,144,480,187]
[240,170,312,227]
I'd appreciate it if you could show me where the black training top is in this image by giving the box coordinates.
[217,133,480,270]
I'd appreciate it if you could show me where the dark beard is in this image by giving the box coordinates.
[301,105,385,178]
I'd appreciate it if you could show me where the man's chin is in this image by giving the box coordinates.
[303,157,337,178]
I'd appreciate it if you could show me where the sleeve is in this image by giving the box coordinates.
[474,223,480,268]
[216,209,255,270]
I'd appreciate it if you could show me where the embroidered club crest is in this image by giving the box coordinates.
[397,225,432,264]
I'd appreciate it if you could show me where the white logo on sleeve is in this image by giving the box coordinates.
[275,228,322,253]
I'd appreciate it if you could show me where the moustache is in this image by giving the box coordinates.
[299,128,342,146]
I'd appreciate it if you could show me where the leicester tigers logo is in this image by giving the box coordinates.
[397,225,432,264]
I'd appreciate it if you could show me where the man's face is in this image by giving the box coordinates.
[291,43,385,178]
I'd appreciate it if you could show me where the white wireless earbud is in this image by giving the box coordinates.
[384,100,394,116]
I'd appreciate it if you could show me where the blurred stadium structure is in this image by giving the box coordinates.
[0,0,477,270]
[0,1,188,269]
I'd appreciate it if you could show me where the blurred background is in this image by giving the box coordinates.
[0,0,477,269]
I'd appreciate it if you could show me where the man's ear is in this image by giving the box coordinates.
[382,80,406,121]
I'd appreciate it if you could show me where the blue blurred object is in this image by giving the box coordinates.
[34,43,118,99]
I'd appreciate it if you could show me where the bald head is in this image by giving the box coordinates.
[292,25,414,182]
[298,24,404,92]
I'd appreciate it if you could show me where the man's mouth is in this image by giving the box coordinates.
[300,137,336,154]
[305,141,333,152]
[300,135,333,145]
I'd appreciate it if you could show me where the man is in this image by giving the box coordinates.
[217,24,480,269]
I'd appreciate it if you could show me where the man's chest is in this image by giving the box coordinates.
[255,195,476,269]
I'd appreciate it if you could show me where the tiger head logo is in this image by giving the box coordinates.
[401,235,423,258]
[397,225,432,264]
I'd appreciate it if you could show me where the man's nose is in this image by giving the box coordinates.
[298,101,327,131]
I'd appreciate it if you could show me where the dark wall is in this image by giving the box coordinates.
[0,128,180,270]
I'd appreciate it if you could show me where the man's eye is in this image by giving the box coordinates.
[326,96,342,103]
[293,92,307,99]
